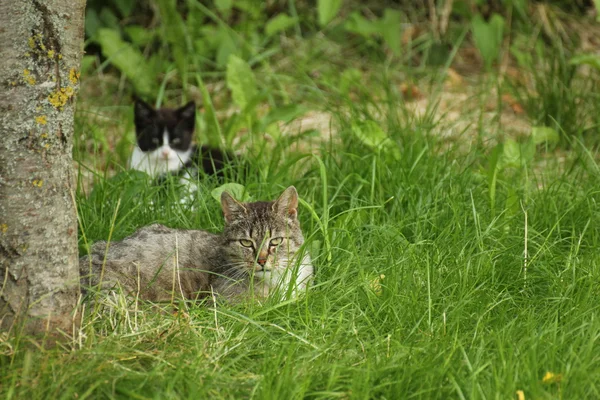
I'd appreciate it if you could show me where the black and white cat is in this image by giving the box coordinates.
[130,99,232,180]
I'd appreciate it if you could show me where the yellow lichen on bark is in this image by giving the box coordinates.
[69,68,79,84]
[48,87,74,110]
[23,69,36,85]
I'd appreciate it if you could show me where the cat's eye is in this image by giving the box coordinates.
[239,239,253,248]
[269,237,283,246]
[171,138,181,145]
[151,138,160,144]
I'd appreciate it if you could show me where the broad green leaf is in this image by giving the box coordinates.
[352,120,401,160]
[344,11,378,37]
[96,29,155,95]
[500,138,534,168]
[489,14,505,41]
[352,120,388,148]
[531,126,559,145]
[194,73,223,148]
[263,105,307,125]
[265,14,298,37]
[520,139,536,164]
[318,0,343,26]
[379,9,403,55]
[472,14,504,69]
[500,138,521,168]
[595,0,600,22]
[211,183,251,203]
[124,25,155,47]
[226,55,258,110]
[569,54,600,71]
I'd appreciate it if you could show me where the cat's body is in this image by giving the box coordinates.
[80,224,223,302]
[129,99,234,180]
[80,187,314,303]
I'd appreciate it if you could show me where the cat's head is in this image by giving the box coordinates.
[132,99,196,171]
[220,187,306,282]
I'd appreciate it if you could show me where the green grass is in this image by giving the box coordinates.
[3,90,600,398]
[3,3,600,398]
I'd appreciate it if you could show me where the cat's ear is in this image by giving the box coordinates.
[177,101,196,120]
[134,98,156,121]
[273,186,298,220]
[221,191,247,224]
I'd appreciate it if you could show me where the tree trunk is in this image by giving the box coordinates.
[0,0,86,335]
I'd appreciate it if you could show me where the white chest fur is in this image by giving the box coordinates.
[129,131,193,178]
[259,254,314,300]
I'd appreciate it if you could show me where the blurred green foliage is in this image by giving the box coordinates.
[81,0,598,148]
[82,0,595,91]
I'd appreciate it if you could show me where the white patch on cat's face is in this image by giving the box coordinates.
[129,129,193,178]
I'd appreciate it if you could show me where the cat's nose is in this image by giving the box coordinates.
[161,149,170,159]
[257,258,267,267]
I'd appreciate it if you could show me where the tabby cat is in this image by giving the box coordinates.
[80,186,314,303]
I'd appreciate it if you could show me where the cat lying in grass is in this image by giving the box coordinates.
[129,98,236,181]
[80,187,314,303]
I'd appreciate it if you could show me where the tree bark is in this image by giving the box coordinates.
[0,0,86,335]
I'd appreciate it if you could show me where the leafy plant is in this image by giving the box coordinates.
[95,28,156,95]
[486,126,559,215]
[351,119,401,161]
[471,13,505,70]
[211,183,250,202]
[265,13,299,37]
[318,0,343,26]
[226,55,258,112]
[343,9,403,56]
[569,53,600,72]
